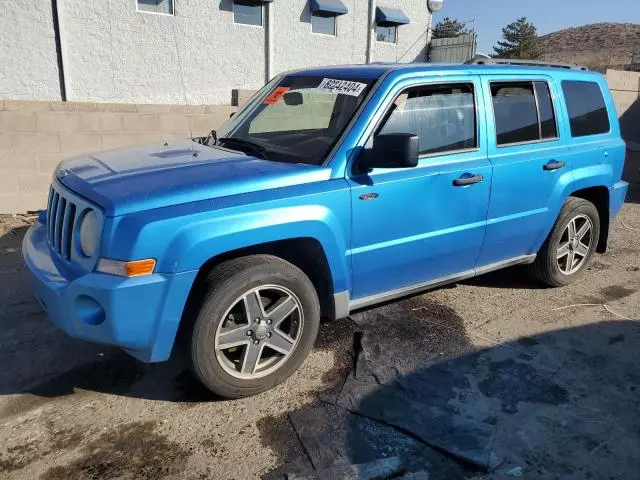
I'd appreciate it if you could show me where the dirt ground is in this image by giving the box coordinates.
[1,183,639,479]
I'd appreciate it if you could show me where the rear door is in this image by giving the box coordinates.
[476,75,574,267]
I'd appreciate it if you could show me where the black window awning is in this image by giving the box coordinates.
[311,0,348,16]
[235,0,273,4]
[375,6,410,26]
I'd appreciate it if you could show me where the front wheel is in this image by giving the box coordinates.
[189,255,320,398]
[531,197,600,287]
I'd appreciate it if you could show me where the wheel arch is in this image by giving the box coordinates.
[570,186,610,253]
[185,238,337,323]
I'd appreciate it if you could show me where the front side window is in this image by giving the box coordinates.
[137,0,174,15]
[234,1,263,26]
[312,14,336,35]
[215,75,375,165]
[491,81,558,146]
[378,83,477,155]
[376,25,397,43]
[562,80,610,137]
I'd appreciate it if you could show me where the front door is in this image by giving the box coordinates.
[476,75,573,267]
[348,77,492,301]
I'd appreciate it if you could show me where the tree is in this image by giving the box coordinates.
[493,17,544,59]
[432,17,470,39]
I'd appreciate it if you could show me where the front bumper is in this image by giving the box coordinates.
[22,220,197,362]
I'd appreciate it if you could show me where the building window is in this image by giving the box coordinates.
[310,0,347,35]
[376,25,397,43]
[312,14,336,35]
[374,6,409,43]
[137,0,174,15]
[379,83,477,155]
[234,1,263,26]
[562,80,610,137]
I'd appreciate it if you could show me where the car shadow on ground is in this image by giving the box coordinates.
[263,308,640,479]
[462,264,544,290]
[622,143,640,205]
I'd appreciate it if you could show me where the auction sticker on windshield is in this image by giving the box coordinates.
[264,86,290,105]
[317,78,367,97]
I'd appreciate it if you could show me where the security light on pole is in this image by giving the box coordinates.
[425,0,443,62]
[427,0,444,13]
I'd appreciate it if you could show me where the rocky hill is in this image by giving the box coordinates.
[538,23,640,69]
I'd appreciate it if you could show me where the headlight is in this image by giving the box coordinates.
[78,209,99,257]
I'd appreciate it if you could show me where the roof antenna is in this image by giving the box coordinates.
[170,20,194,149]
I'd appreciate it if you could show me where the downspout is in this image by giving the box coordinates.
[51,0,70,101]
[365,0,376,63]
[425,10,434,62]
[265,2,273,82]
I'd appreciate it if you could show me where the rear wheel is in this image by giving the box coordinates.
[531,197,600,287]
[189,255,320,398]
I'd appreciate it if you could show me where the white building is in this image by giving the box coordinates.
[1,0,432,105]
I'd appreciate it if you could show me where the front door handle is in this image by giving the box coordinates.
[453,174,483,186]
[543,160,565,171]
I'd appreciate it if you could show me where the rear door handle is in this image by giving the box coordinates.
[543,160,565,171]
[453,174,483,186]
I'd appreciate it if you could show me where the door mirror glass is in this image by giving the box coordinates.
[357,133,419,171]
[283,91,303,106]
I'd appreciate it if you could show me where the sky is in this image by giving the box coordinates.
[432,0,640,54]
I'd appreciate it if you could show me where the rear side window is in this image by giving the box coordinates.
[534,82,558,139]
[562,80,610,137]
[491,81,558,146]
[379,83,477,155]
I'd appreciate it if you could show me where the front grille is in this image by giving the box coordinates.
[46,186,78,261]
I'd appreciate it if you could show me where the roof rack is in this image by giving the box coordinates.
[464,57,588,71]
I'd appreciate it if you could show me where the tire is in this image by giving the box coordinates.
[188,255,320,398]
[530,196,600,287]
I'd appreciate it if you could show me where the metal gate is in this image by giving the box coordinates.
[429,33,478,63]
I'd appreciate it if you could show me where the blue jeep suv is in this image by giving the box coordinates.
[23,60,628,397]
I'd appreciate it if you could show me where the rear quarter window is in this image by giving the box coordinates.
[561,80,610,137]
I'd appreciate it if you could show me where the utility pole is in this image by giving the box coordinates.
[365,0,376,63]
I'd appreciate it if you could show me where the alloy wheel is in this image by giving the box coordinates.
[556,214,593,275]
[214,285,303,379]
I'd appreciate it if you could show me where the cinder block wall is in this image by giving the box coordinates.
[0,101,236,214]
[606,69,640,116]
[606,69,640,148]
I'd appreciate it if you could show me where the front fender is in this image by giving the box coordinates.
[163,204,350,293]
[103,182,353,295]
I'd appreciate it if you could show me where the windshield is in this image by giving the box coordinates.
[214,75,375,165]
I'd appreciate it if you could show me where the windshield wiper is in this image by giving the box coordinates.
[193,129,217,147]
[217,137,267,159]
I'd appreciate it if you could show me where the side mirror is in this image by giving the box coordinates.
[284,91,303,106]
[357,133,419,171]
[229,112,235,118]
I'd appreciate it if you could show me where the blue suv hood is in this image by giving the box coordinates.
[57,140,330,216]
